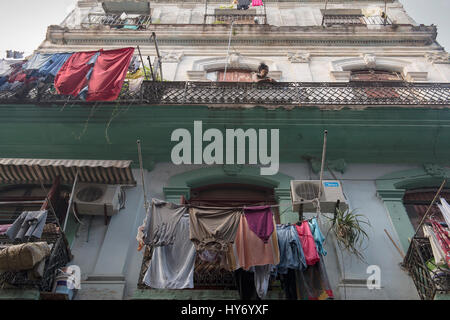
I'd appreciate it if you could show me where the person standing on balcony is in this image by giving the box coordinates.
[252,63,276,83]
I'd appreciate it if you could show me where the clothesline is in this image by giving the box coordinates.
[184,201,319,210]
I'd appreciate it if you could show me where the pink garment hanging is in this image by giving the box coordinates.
[0,224,12,235]
[295,222,320,266]
[243,205,274,243]
[430,219,450,268]
[252,0,263,6]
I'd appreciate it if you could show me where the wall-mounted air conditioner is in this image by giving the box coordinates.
[290,180,348,213]
[73,183,123,216]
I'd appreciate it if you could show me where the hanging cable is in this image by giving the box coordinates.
[223,21,236,81]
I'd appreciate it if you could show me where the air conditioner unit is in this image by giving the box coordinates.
[73,183,122,216]
[290,180,348,213]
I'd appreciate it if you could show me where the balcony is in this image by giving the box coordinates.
[205,9,267,25]
[0,81,448,107]
[321,9,392,26]
[81,13,152,30]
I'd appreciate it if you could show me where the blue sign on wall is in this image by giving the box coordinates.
[324,182,339,187]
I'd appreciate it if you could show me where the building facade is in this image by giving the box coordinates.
[0,0,449,300]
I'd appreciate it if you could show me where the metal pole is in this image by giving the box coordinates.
[137,140,149,211]
[384,0,387,26]
[223,21,235,81]
[147,56,155,81]
[63,169,79,232]
[152,32,163,81]
[384,229,405,259]
[137,45,149,81]
[317,130,328,214]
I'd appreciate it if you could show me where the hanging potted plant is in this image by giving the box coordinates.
[326,208,371,262]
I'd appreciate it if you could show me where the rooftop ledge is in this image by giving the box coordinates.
[0,81,448,107]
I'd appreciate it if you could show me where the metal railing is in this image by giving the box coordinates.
[403,237,450,300]
[0,81,449,106]
[141,81,450,106]
[205,14,267,25]
[323,15,393,26]
[82,13,152,30]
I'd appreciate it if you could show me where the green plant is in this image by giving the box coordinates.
[326,208,371,261]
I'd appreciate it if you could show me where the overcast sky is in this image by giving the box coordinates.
[0,0,448,59]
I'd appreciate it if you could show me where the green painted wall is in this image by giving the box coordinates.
[0,105,449,168]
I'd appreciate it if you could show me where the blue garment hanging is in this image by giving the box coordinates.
[276,224,307,275]
[38,53,72,77]
[24,53,54,71]
[308,217,327,256]
[78,51,101,100]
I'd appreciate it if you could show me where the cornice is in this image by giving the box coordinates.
[46,24,437,48]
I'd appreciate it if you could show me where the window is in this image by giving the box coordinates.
[217,69,253,82]
[403,189,450,235]
[351,70,403,82]
[351,69,404,99]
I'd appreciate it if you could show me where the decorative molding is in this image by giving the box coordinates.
[160,50,184,63]
[228,53,242,69]
[222,164,244,176]
[423,163,445,178]
[425,52,450,64]
[405,71,428,82]
[187,70,208,81]
[330,55,428,82]
[362,53,376,69]
[287,52,310,63]
[268,71,282,81]
[330,71,351,82]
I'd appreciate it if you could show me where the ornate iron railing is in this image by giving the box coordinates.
[323,15,392,26]
[403,237,450,300]
[0,81,449,106]
[205,14,267,25]
[142,81,450,106]
[82,13,152,30]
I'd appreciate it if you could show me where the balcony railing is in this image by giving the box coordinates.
[142,81,449,106]
[82,13,152,30]
[205,14,267,25]
[0,81,449,106]
[403,237,450,300]
[323,15,393,26]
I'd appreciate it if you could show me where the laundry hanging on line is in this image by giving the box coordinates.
[144,199,189,247]
[144,215,196,289]
[54,47,135,101]
[252,0,263,7]
[6,210,48,241]
[137,198,333,299]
